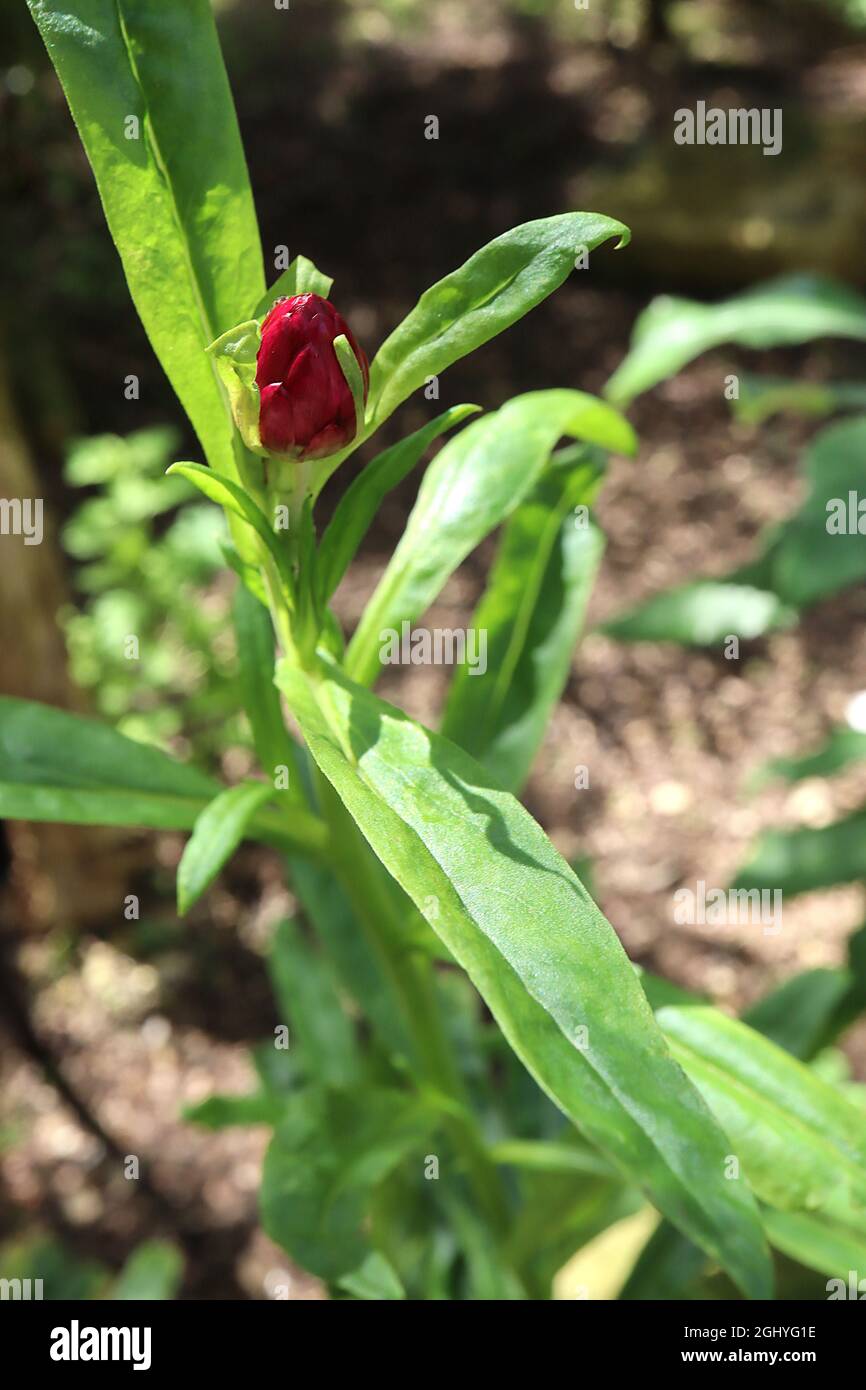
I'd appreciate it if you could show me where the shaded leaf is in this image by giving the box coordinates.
[347,390,635,687]
[277,658,772,1299]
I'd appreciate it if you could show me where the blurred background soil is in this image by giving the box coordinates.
[2,0,866,1296]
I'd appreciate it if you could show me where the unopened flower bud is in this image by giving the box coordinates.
[255,293,369,461]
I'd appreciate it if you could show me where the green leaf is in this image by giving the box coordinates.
[260,1085,433,1281]
[287,856,414,1064]
[733,810,866,897]
[222,540,269,607]
[167,463,293,596]
[606,415,866,643]
[730,374,866,427]
[337,1251,406,1301]
[333,333,367,440]
[277,658,772,1299]
[346,390,636,687]
[206,320,263,455]
[27,0,264,479]
[233,583,304,797]
[177,781,273,915]
[441,451,605,790]
[619,1220,707,1301]
[253,254,334,321]
[318,405,479,605]
[112,1241,183,1301]
[658,1005,866,1212]
[757,415,866,607]
[0,697,326,853]
[606,275,866,407]
[185,1091,284,1130]
[750,725,866,789]
[489,1138,612,1177]
[742,969,855,1061]
[0,695,216,830]
[268,918,360,1088]
[762,1208,866,1282]
[369,213,630,426]
[603,581,797,646]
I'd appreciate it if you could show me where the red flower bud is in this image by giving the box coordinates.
[255,293,369,461]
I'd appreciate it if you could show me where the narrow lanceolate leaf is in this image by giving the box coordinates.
[27,0,264,478]
[253,254,334,322]
[730,373,866,427]
[441,451,605,791]
[233,584,305,801]
[603,581,796,646]
[167,463,293,595]
[318,405,480,604]
[287,856,414,1064]
[658,1006,866,1213]
[606,275,866,407]
[346,390,635,687]
[0,697,326,856]
[756,414,866,607]
[750,726,866,790]
[277,658,772,1299]
[762,1208,866,1283]
[368,213,630,426]
[742,968,854,1062]
[177,781,273,914]
[733,810,866,898]
[267,918,360,1089]
[0,695,217,830]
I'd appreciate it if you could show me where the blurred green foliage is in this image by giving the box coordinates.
[59,428,246,762]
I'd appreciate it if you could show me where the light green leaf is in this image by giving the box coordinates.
[762,1208,866,1282]
[369,213,630,425]
[277,658,772,1299]
[112,1241,183,1301]
[603,581,796,646]
[206,320,263,455]
[177,781,273,914]
[658,1005,866,1212]
[0,697,326,853]
[233,583,304,799]
[441,450,605,790]
[347,390,636,687]
[731,374,866,426]
[333,333,367,442]
[167,463,292,595]
[337,1251,406,1301]
[318,405,479,604]
[253,254,334,321]
[0,694,216,831]
[606,275,866,406]
[27,0,265,479]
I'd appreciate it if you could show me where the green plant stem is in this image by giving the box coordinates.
[251,463,512,1247]
[313,767,511,1238]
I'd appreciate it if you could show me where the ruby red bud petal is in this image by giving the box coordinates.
[255,293,369,461]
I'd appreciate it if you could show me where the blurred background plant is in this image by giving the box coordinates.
[58,427,244,762]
